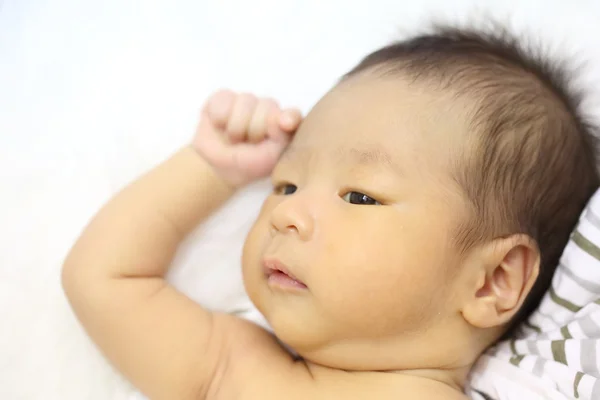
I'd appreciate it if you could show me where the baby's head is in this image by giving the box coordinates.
[242,24,599,379]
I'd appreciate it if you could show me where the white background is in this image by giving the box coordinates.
[1,0,600,399]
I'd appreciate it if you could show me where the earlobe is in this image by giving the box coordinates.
[462,235,540,330]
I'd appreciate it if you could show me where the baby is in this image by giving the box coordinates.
[62,24,599,399]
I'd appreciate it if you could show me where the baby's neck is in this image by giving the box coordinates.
[301,358,472,399]
[394,364,473,392]
[291,336,477,391]
[292,345,473,392]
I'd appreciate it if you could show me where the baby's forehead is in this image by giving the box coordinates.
[286,75,474,170]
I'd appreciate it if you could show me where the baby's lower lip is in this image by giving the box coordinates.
[268,270,308,289]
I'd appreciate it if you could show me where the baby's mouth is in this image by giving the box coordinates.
[263,259,307,289]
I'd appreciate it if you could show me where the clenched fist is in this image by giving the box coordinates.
[192,90,302,188]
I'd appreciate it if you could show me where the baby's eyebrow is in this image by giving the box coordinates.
[278,146,309,164]
[346,147,391,165]
[342,147,402,174]
[279,146,402,174]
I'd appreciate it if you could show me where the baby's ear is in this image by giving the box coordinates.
[461,234,540,329]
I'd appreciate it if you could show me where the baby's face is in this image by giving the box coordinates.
[242,73,474,370]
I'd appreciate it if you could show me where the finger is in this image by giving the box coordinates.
[194,113,235,168]
[247,98,279,143]
[205,89,236,130]
[266,108,301,144]
[266,109,284,142]
[278,108,303,132]
[226,93,258,143]
[231,137,292,179]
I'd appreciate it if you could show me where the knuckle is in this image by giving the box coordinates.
[210,90,235,109]
[214,88,235,99]
[261,97,279,109]
[237,93,258,108]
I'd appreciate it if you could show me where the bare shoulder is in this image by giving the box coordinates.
[211,316,468,400]
[208,314,310,399]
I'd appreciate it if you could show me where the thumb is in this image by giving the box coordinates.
[278,108,303,132]
[266,109,300,143]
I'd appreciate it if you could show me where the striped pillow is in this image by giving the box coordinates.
[471,189,600,399]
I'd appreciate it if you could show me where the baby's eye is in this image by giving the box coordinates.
[274,183,297,195]
[342,191,381,205]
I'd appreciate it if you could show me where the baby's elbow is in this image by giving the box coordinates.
[61,256,84,306]
[61,250,98,307]
[61,257,110,325]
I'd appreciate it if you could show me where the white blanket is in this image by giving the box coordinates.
[2,1,600,399]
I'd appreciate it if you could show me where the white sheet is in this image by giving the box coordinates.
[2,1,600,399]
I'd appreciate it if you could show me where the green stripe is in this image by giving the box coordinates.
[524,320,542,333]
[549,286,582,313]
[561,325,573,339]
[574,371,584,398]
[510,355,525,366]
[508,339,524,367]
[572,230,600,261]
[551,340,567,365]
[594,298,600,306]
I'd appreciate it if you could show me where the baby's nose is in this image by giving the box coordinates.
[269,193,314,240]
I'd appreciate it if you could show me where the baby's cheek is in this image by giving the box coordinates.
[241,220,269,300]
[336,242,448,328]
[321,270,431,337]
[318,252,412,331]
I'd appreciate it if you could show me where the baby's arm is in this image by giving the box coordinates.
[61,91,302,399]
[62,147,234,399]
